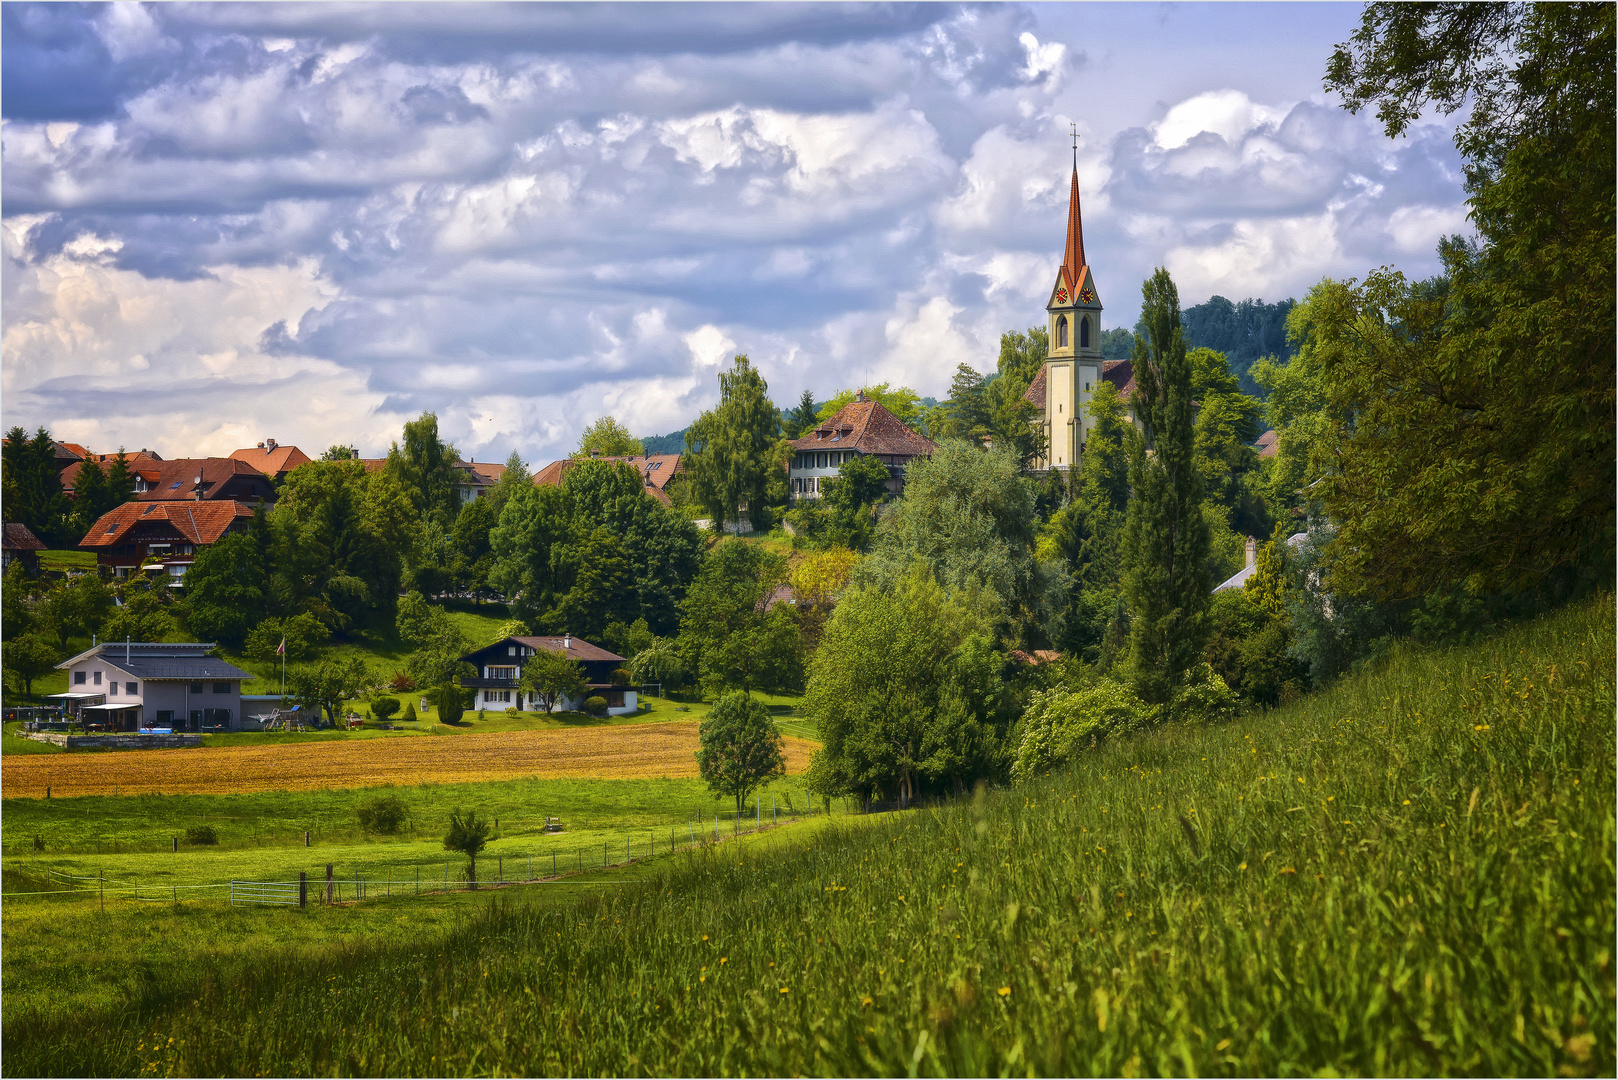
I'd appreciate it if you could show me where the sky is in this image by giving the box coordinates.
[1,2,1472,465]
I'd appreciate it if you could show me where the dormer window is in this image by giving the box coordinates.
[1057,315,1068,348]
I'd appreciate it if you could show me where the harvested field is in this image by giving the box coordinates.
[1,722,817,798]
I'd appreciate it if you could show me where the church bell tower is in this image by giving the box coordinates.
[1042,131,1104,470]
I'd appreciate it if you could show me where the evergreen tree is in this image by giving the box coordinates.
[783,389,819,440]
[942,365,991,443]
[2,427,70,545]
[1121,269,1212,713]
[685,355,779,532]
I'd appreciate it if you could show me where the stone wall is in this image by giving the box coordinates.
[21,733,202,750]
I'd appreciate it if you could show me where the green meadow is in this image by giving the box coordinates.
[3,596,1611,1076]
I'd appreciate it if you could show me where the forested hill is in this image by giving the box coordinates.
[640,431,687,455]
[1181,296,1296,396]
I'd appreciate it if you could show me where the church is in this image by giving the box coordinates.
[1022,157,1139,471]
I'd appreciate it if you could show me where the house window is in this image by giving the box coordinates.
[156,711,174,725]
[605,690,625,708]
[212,682,230,694]
[128,683,139,695]
[508,645,516,656]
[93,671,102,686]
[190,682,204,693]
[74,671,86,685]
[817,452,827,469]
[1080,317,1090,348]
[1057,315,1068,348]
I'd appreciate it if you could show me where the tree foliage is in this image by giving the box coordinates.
[685,355,780,532]
[289,657,374,727]
[575,416,644,458]
[677,538,802,698]
[385,412,463,530]
[520,647,588,714]
[1316,2,1615,597]
[442,808,492,888]
[2,427,71,545]
[695,691,786,816]
[804,563,1008,804]
[815,384,923,428]
[1121,269,1212,711]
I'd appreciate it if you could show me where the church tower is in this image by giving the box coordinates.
[1040,149,1104,471]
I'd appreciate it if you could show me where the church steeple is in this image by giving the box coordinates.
[1061,160,1087,291]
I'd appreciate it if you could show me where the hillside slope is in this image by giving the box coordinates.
[12,597,1614,1076]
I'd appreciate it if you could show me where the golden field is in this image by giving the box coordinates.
[1,721,817,797]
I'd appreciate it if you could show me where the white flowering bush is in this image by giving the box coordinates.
[1012,679,1151,782]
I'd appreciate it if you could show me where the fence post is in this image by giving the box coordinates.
[498,857,502,884]
[604,841,608,867]
[299,871,307,908]
[552,852,557,877]
[416,868,420,896]
[304,831,310,847]
[326,863,333,905]
[173,836,177,852]
[528,853,532,881]
[100,870,104,912]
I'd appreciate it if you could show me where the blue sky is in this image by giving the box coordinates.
[1,2,1470,464]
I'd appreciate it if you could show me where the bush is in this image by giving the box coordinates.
[608,667,633,686]
[438,685,466,724]
[1012,679,1151,782]
[504,706,519,717]
[402,701,417,721]
[371,696,401,721]
[1172,663,1240,724]
[356,795,410,836]
[389,672,416,692]
[183,825,219,846]
[583,696,608,717]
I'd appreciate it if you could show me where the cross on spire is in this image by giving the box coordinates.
[1070,122,1079,170]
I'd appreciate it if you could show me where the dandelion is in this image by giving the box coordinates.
[1402,800,1411,805]
[998,986,1011,997]
[861,997,873,1006]
[1239,862,1248,871]
[779,987,789,994]
[720,957,727,964]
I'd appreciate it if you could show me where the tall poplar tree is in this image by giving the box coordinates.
[685,355,779,532]
[1121,269,1211,713]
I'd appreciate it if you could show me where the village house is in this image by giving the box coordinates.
[228,438,312,484]
[2,523,46,571]
[788,393,937,500]
[459,635,639,715]
[78,500,255,579]
[125,457,279,505]
[532,453,682,505]
[50,641,254,732]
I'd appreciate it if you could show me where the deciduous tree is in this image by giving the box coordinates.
[520,647,588,714]
[695,691,786,817]
[575,416,643,458]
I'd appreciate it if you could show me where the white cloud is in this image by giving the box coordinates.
[1386,204,1472,253]
[1153,89,1289,150]
[683,324,736,370]
[1018,32,1066,83]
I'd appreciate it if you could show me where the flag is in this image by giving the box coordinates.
[276,637,286,656]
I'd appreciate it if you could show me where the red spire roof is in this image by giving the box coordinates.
[1061,166,1087,291]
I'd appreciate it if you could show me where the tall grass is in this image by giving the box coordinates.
[6,597,1612,1077]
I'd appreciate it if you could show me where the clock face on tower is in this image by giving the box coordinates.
[1055,285,1069,304]
[1080,286,1095,304]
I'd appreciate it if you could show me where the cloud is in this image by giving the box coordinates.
[2,5,1468,464]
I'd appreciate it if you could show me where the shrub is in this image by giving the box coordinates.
[583,695,608,717]
[402,701,417,721]
[1173,663,1240,724]
[183,825,219,846]
[477,708,486,722]
[438,685,466,724]
[1012,679,1151,782]
[356,795,410,836]
[371,696,401,721]
[504,706,519,717]
[608,667,633,686]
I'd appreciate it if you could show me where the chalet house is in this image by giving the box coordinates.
[228,438,312,484]
[2,523,45,570]
[79,501,255,580]
[51,642,254,732]
[459,635,639,715]
[456,460,507,503]
[532,454,682,506]
[788,393,938,500]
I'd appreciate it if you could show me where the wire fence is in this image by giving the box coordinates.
[6,796,825,907]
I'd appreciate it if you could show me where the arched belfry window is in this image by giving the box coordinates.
[1080,317,1090,349]
[1056,315,1068,348]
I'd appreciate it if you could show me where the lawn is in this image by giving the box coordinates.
[4,594,1608,1077]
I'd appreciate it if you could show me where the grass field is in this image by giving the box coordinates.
[4,596,1612,1076]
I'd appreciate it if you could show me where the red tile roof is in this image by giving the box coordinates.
[129,458,273,501]
[789,397,937,458]
[1022,359,1135,408]
[80,500,255,549]
[1023,366,1047,409]
[59,451,163,493]
[532,454,682,505]
[3,523,46,552]
[229,444,312,476]
[1255,429,1279,459]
